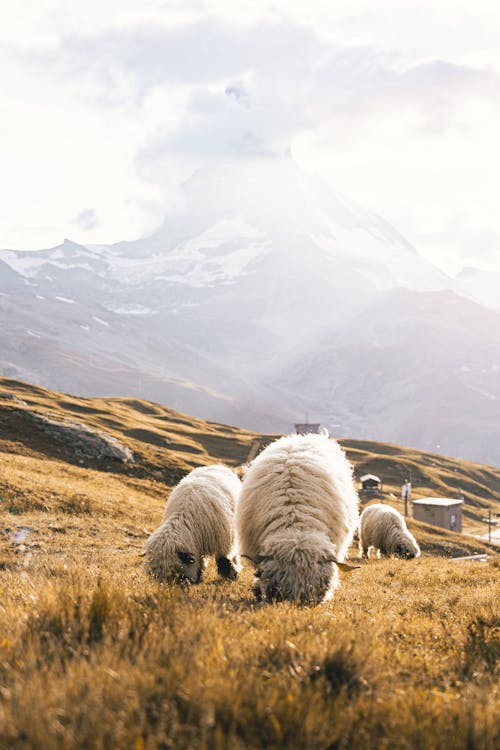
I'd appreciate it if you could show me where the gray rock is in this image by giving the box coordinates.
[16,410,134,463]
[0,392,27,406]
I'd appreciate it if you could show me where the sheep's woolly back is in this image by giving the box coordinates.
[145,464,240,581]
[359,503,421,558]
[237,433,359,603]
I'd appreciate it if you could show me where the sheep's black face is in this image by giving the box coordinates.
[254,559,335,605]
[144,532,204,584]
[174,549,202,584]
[395,544,415,560]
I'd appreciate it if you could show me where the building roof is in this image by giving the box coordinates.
[294,423,321,434]
[360,474,381,483]
[412,497,463,507]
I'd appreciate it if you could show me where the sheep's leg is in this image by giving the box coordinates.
[360,545,369,559]
[216,555,239,580]
[252,581,263,601]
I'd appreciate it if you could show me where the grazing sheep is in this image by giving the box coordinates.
[237,433,359,605]
[145,464,241,584]
[359,503,421,559]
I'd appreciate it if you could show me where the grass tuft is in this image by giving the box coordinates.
[61,493,93,516]
[462,615,500,677]
[309,644,366,697]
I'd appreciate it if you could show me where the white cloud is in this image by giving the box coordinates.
[293,86,500,273]
[74,209,100,231]
[1,1,500,275]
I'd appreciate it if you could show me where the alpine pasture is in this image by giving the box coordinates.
[0,379,499,749]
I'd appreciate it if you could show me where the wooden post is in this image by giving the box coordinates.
[402,481,410,517]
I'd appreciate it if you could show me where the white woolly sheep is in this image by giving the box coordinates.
[359,503,420,560]
[145,464,241,584]
[236,433,360,605]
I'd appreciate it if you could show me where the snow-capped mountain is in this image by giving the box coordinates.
[1,157,499,463]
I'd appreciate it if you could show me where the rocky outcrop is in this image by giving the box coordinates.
[16,410,134,463]
[0,392,27,406]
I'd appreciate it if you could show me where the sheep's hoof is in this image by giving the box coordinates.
[216,556,238,580]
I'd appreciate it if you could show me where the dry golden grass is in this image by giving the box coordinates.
[1,378,500,748]
[0,545,499,749]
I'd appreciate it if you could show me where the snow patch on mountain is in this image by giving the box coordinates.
[105,218,270,287]
[112,306,158,315]
[0,240,107,279]
[0,250,47,276]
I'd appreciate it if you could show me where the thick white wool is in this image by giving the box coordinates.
[359,503,421,559]
[145,464,241,583]
[237,433,359,604]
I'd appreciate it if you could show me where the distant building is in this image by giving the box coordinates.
[294,423,321,435]
[360,474,382,494]
[412,497,463,532]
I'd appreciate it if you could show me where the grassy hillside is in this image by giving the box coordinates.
[0,378,499,748]
[1,376,499,543]
[343,438,500,539]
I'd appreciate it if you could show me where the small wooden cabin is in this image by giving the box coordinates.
[360,474,381,494]
[412,497,463,532]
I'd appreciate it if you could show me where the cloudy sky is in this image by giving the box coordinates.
[2,0,500,274]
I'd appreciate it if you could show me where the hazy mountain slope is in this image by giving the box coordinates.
[1,159,446,430]
[275,289,500,465]
[0,247,294,431]
[456,266,500,313]
[1,157,499,461]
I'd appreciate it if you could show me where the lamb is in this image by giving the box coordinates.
[359,503,421,559]
[236,433,360,605]
[145,464,241,584]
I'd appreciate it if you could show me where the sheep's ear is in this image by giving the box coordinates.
[336,561,361,573]
[236,463,249,478]
[323,555,360,572]
[178,550,196,565]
